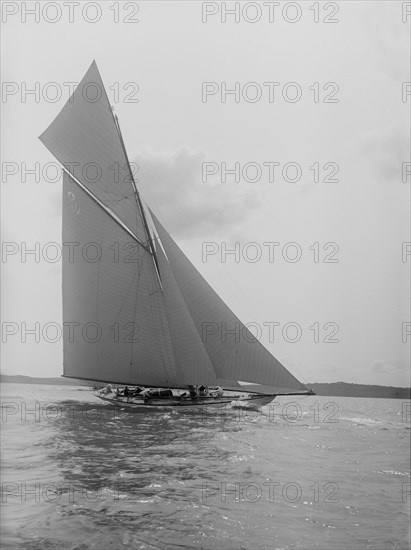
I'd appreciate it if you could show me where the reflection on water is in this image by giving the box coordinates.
[1,385,410,550]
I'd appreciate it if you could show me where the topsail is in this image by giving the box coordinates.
[39,61,147,244]
[39,61,312,397]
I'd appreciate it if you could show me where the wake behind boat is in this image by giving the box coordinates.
[39,61,314,411]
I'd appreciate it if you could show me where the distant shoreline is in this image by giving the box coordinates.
[308,382,410,399]
[1,375,410,399]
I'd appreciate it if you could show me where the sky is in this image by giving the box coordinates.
[1,1,410,387]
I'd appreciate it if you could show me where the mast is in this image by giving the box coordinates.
[113,112,161,280]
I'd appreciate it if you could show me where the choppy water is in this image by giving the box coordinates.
[1,384,410,550]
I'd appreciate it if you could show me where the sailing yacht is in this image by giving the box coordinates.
[39,61,313,409]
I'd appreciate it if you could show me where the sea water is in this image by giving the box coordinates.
[1,383,410,550]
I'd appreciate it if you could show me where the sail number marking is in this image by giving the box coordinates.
[67,191,80,215]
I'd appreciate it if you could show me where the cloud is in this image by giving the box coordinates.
[371,360,404,374]
[132,147,260,240]
[354,129,409,182]
[357,2,409,82]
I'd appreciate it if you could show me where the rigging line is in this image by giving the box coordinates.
[149,292,172,386]
[99,191,136,203]
[130,241,143,380]
[86,62,160,277]
[111,111,161,284]
[139,156,309,386]
[95,220,103,370]
[154,239,220,385]
[145,254,175,385]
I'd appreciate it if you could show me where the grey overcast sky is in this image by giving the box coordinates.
[1,1,410,386]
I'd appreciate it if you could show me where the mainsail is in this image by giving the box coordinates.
[39,60,312,396]
[59,172,178,387]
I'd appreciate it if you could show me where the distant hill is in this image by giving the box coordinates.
[1,375,410,399]
[308,382,410,399]
[0,375,92,387]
